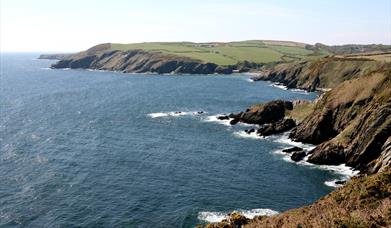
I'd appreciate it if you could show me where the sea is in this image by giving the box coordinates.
[0,53,356,227]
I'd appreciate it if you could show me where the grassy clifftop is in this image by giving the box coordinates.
[109,40,325,65]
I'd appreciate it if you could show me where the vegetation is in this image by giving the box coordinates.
[200,170,391,227]
[285,102,315,122]
[109,40,327,65]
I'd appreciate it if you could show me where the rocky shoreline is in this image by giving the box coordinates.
[45,44,261,75]
[200,57,390,227]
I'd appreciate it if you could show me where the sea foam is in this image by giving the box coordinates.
[203,115,232,126]
[233,131,264,140]
[198,208,279,223]
[147,111,203,118]
[270,83,288,90]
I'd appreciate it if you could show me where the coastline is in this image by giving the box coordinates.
[39,52,391,227]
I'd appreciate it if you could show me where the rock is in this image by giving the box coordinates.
[231,100,293,125]
[257,118,296,136]
[369,136,391,174]
[175,111,182,114]
[335,180,346,185]
[228,113,240,118]
[245,128,255,134]
[307,142,346,165]
[291,151,306,162]
[217,115,230,120]
[215,66,233,74]
[229,212,249,228]
[197,111,204,114]
[282,146,303,153]
[230,118,240,125]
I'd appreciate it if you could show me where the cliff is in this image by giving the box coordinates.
[253,57,385,91]
[50,43,260,74]
[38,53,72,60]
[289,65,391,173]
[251,57,391,173]
[52,50,217,74]
[201,57,390,228]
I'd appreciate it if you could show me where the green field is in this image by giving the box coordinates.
[110,40,327,65]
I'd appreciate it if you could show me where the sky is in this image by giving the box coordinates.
[1,0,390,52]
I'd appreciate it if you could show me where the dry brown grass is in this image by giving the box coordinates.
[244,169,391,228]
[285,102,315,122]
[326,72,388,109]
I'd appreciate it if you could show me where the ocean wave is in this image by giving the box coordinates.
[270,133,359,181]
[290,88,310,95]
[147,111,204,118]
[324,179,346,188]
[233,130,264,140]
[198,208,279,223]
[272,148,359,178]
[203,115,232,126]
[270,83,288,90]
[271,133,316,151]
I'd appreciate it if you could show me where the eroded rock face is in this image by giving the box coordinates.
[289,67,391,173]
[257,118,296,136]
[307,142,346,165]
[369,137,391,174]
[230,100,293,125]
[52,49,220,74]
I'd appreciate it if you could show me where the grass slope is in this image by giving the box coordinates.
[110,40,325,65]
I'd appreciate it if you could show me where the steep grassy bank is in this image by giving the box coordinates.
[202,169,390,228]
[246,169,391,228]
[253,57,386,91]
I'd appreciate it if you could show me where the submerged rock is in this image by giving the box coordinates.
[217,115,230,120]
[244,128,255,134]
[291,151,306,162]
[230,118,240,125]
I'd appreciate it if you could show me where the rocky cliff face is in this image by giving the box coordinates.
[51,44,257,74]
[52,49,221,74]
[290,68,391,173]
[252,57,390,173]
[253,57,385,91]
[202,58,390,228]
[38,53,72,60]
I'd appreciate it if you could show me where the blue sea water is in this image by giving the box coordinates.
[1,54,348,227]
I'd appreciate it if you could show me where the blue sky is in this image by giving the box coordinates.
[1,0,390,52]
